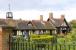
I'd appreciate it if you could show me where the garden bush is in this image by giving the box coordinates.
[30,34,53,43]
[30,33,53,47]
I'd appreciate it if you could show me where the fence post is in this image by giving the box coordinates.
[68,45,70,50]
[9,35,11,50]
[60,44,61,50]
[64,40,66,50]
[55,34,57,50]
[73,42,75,50]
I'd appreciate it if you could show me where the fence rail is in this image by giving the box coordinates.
[10,41,76,50]
[9,36,76,50]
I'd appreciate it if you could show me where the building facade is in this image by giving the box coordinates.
[0,12,71,50]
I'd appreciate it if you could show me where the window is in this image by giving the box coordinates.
[61,28,66,30]
[61,27,67,34]
[23,31,29,39]
[28,24,32,26]
[13,30,17,36]
[40,30,43,34]
[17,30,22,35]
[35,30,39,34]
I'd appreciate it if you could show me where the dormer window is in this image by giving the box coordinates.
[27,21,33,29]
[28,21,32,26]
[28,23,32,26]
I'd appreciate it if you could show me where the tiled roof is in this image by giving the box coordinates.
[48,18,64,27]
[0,18,56,30]
[0,19,15,28]
[0,20,7,25]
[32,20,55,30]
[44,21,55,29]
[32,21,45,29]
[16,21,35,30]
[53,19,63,27]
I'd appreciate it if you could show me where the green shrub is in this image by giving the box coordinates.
[30,34,53,43]
[57,38,65,44]
[57,33,73,44]
[30,34,53,47]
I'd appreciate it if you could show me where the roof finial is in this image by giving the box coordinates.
[8,3,10,11]
[8,0,11,11]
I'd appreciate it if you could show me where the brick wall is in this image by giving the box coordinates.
[0,27,3,50]
[0,27,13,50]
[2,29,13,50]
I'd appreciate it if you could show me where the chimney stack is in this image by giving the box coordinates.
[40,15,43,21]
[49,12,53,19]
[61,14,65,20]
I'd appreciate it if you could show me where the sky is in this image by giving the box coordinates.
[0,0,76,22]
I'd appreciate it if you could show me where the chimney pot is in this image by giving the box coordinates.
[40,15,43,21]
[61,14,65,20]
[49,12,53,19]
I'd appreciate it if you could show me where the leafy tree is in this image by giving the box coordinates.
[70,20,76,28]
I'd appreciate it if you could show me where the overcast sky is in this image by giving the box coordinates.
[0,0,76,22]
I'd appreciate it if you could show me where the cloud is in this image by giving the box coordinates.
[1,7,76,22]
[0,0,76,10]
[11,7,76,22]
[0,0,76,22]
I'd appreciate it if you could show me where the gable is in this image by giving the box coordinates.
[61,21,67,26]
[47,17,70,27]
[48,18,63,27]
[61,18,70,27]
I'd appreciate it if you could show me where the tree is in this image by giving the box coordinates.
[70,20,76,28]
